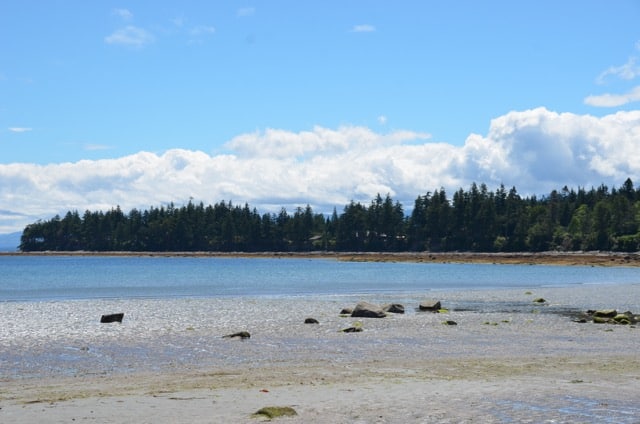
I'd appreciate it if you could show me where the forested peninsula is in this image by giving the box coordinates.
[19,179,640,254]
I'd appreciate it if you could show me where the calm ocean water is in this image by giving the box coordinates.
[1,255,639,302]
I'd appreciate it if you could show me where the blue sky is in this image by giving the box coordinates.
[1,1,640,234]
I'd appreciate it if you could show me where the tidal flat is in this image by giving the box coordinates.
[2,283,640,423]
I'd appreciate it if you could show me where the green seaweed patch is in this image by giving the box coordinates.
[341,321,364,333]
[524,291,533,295]
[613,314,632,325]
[253,406,297,419]
[441,320,457,325]
[437,308,449,314]
[532,298,546,303]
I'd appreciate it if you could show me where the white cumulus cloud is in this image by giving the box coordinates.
[1,108,640,234]
[8,127,32,133]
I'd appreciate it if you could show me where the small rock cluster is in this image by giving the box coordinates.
[338,299,455,328]
[573,309,639,325]
[340,299,444,318]
[221,299,453,339]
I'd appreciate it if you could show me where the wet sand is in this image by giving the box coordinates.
[3,356,640,423]
[2,283,640,423]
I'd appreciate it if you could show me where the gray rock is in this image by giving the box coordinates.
[593,309,618,318]
[351,301,387,318]
[419,300,442,311]
[383,303,405,314]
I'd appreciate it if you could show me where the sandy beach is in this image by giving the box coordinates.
[3,356,640,423]
[2,281,640,423]
[5,250,640,267]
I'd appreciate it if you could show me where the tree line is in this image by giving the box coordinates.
[19,178,640,253]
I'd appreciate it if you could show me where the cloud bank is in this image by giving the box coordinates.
[1,107,640,234]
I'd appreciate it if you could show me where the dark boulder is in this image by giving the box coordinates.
[340,307,353,315]
[383,303,405,314]
[304,317,319,324]
[419,300,441,312]
[100,313,124,323]
[593,309,617,318]
[351,301,386,318]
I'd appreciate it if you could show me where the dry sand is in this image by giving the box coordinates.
[2,282,640,423]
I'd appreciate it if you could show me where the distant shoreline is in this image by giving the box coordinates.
[2,250,640,267]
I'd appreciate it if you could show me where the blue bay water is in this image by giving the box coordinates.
[1,255,639,302]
